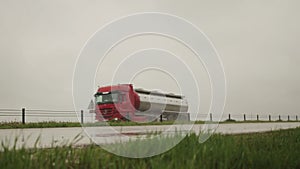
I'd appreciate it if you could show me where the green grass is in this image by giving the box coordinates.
[220,119,299,123]
[0,120,299,129]
[0,121,176,129]
[0,121,81,129]
[1,127,300,169]
[84,120,180,127]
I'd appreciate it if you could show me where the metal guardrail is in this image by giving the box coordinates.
[0,108,84,124]
[0,108,298,124]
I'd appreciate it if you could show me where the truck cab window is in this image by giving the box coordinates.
[95,92,119,104]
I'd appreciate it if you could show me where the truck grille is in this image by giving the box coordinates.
[100,108,113,115]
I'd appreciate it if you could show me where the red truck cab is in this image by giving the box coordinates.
[94,84,140,121]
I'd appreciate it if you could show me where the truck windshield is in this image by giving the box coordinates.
[95,92,119,104]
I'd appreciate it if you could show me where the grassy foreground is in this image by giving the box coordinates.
[1,128,300,169]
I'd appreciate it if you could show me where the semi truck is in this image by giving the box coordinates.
[94,84,189,122]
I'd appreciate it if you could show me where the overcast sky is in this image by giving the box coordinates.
[0,0,299,121]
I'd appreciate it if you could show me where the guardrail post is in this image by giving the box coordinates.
[22,108,25,124]
[257,114,259,121]
[269,115,271,121]
[81,110,84,124]
[210,113,212,121]
[243,114,246,121]
[279,115,281,121]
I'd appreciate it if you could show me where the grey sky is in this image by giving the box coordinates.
[0,0,299,121]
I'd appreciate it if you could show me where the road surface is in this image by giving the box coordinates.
[0,122,299,149]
